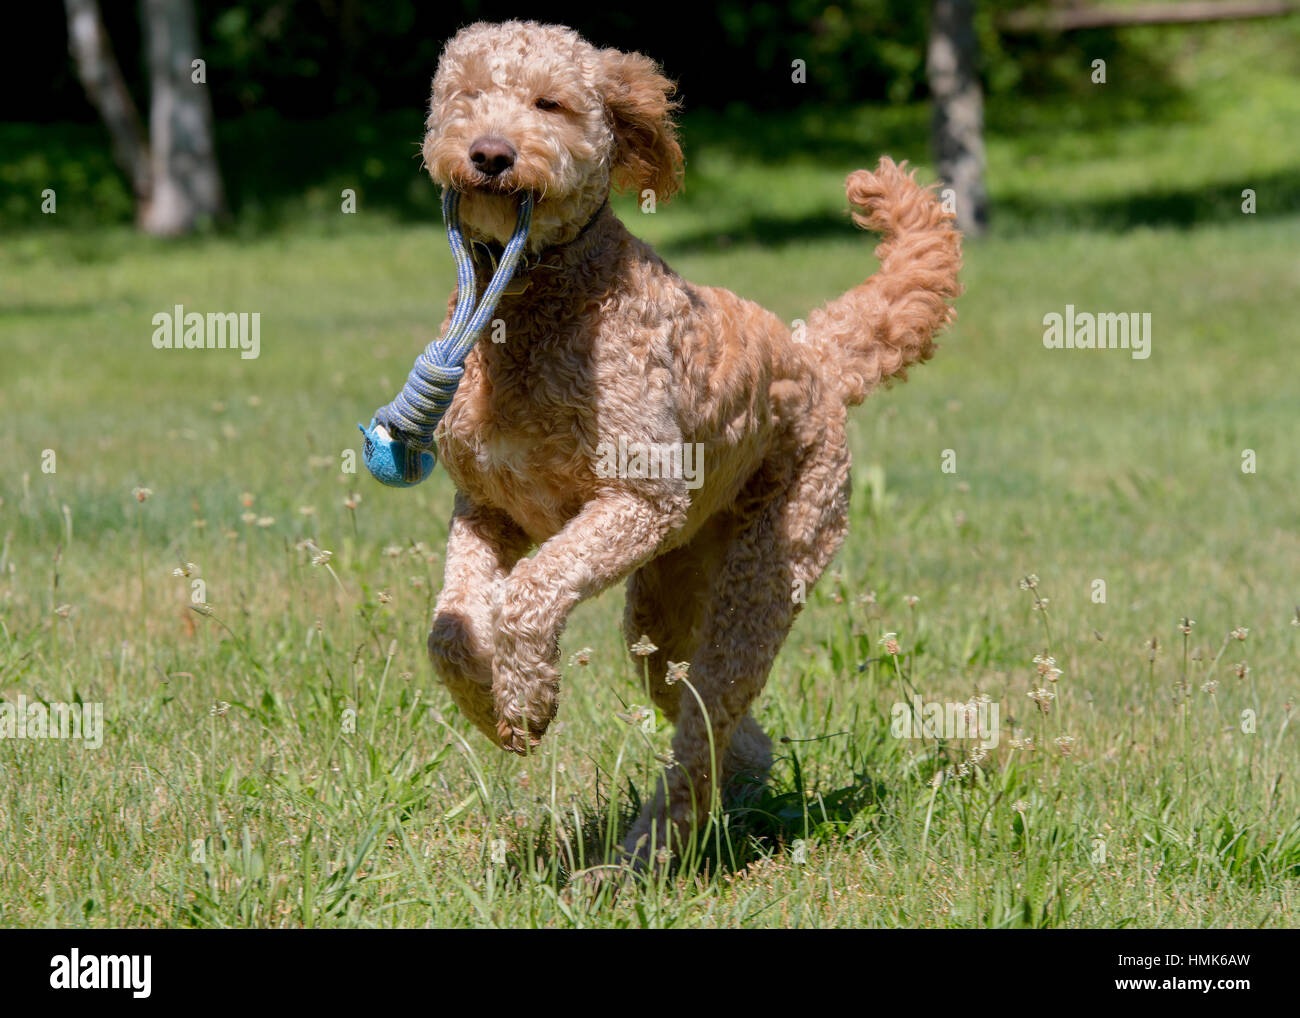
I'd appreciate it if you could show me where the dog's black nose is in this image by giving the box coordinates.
[468,136,516,177]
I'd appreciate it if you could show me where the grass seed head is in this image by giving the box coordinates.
[630,634,658,656]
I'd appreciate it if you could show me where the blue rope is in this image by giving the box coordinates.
[360,189,533,486]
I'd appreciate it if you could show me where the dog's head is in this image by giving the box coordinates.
[423,21,682,250]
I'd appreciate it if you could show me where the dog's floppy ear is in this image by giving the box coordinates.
[599,49,683,202]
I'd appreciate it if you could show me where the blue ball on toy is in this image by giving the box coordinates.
[359,419,436,488]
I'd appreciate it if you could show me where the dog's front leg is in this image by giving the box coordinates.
[428,494,530,746]
[492,491,683,753]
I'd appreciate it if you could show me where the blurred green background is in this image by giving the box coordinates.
[8,1,1300,235]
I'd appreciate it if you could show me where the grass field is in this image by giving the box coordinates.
[2,19,1299,927]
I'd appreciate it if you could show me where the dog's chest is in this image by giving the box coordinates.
[436,333,599,538]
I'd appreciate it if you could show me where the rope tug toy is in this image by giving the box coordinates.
[359,189,534,487]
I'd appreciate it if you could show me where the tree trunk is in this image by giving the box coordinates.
[139,0,226,235]
[928,0,988,236]
[64,0,152,207]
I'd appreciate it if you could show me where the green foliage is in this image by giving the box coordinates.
[32,0,1300,124]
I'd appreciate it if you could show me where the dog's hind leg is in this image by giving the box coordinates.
[620,426,851,864]
[624,529,770,807]
[622,527,727,722]
[427,494,530,747]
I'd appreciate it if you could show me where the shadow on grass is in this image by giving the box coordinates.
[513,755,888,898]
[659,209,860,255]
[996,166,1300,234]
[657,164,1300,255]
[682,103,930,168]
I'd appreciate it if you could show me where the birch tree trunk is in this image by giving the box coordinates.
[139,0,225,235]
[928,0,988,235]
[64,0,225,234]
[64,0,152,208]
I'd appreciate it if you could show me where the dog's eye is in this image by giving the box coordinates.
[534,97,562,112]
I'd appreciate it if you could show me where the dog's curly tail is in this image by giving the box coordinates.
[805,157,963,407]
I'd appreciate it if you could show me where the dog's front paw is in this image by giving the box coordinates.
[495,713,545,755]
[490,570,564,753]
[492,668,559,755]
